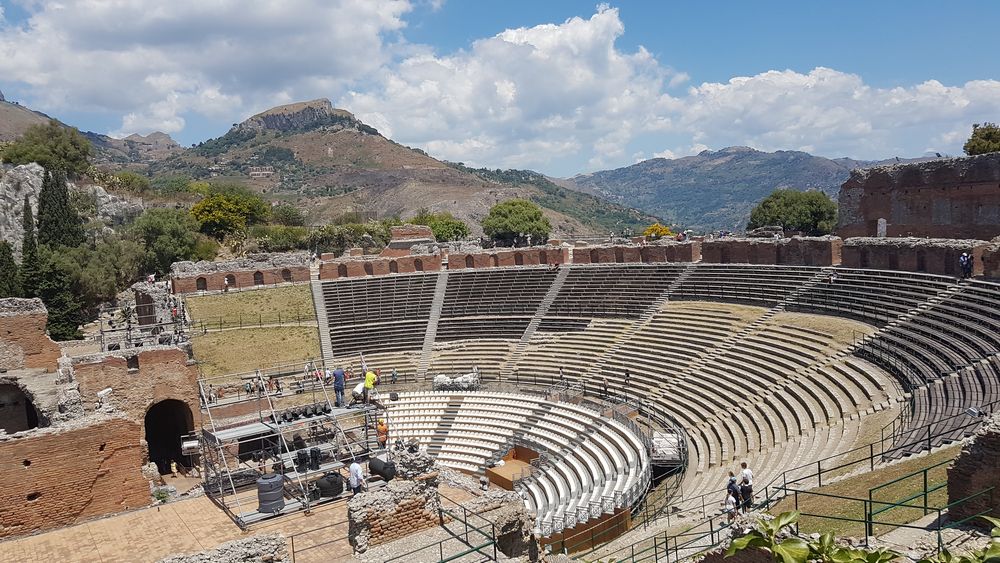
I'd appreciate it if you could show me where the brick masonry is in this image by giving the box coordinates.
[319,253,443,280]
[0,299,61,372]
[348,472,443,553]
[701,237,842,266]
[842,237,988,276]
[71,348,200,425]
[571,242,700,264]
[837,153,1000,240]
[983,241,1000,279]
[947,414,1000,528]
[0,418,148,538]
[171,266,309,294]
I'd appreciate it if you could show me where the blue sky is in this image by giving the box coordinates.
[1,1,998,176]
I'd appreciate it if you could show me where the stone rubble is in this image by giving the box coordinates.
[157,533,288,563]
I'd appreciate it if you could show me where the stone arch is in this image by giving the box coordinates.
[465,255,475,269]
[589,249,600,263]
[0,383,43,433]
[195,277,207,291]
[539,250,548,264]
[389,260,399,274]
[614,247,625,263]
[281,268,293,282]
[414,258,424,272]
[514,252,524,266]
[224,274,236,288]
[363,262,374,276]
[337,264,348,278]
[253,271,265,286]
[144,399,194,475]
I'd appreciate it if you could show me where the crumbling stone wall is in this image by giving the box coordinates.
[319,252,443,280]
[158,532,289,563]
[71,347,200,424]
[170,252,310,294]
[571,241,701,264]
[701,237,842,266]
[982,239,1000,279]
[381,224,437,258]
[837,153,1000,239]
[842,237,987,276]
[0,298,62,372]
[0,417,148,538]
[449,246,570,269]
[348,472,443,553]
[947,412,1000,528]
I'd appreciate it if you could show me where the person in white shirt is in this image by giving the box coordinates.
[739,461,754,513]
[349,461,364,495]
[725,492,738,522]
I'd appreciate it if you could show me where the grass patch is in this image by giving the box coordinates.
[770,444,963,538]
[185,285,315,326]
[768,311,877,347]
[191,327,320,381]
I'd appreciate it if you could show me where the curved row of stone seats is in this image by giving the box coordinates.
[328,320,426,356]
[789,269,957,326]
[516,318,634,384]
[384,391,650,535]
[325,350,417,379]
[436,316,530,341]
[671,264,819,307]
[441,267,558,318]
[320,272,437,324]
[428,340,514,380]
[885,356,1000,459]
[548,264,685,318]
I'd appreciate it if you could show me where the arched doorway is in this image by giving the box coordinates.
[414,259,424,271]
[144,400,194,474]
[337,264,348,278]
[224,274,236,288]
[465,255,474,268]
[614,247,625,263]
[514,253,524,266]
[253,271,265,285]
[539,250,548,264]
[389,261,399,274]
[490,255,499,267]
[281,268,293,282]
[363,262,374,276]
[196,277,207,291]
[0,384,42,433]
[590,249,600,263]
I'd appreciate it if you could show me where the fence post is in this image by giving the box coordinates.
[923,470,929,515]
[817,460,822,488]
[865,498,873,537]
[870,443,875,471]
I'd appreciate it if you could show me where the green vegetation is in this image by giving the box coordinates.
[409,208,470,241]
[964,122,1000,156]
[186,284,315,325]
[270,203,306,226]
[261,146,296,164]
[37,170,85,248]
[129,208,218,275]
[191,327,320,379]
[249,224,310,252]
[35,247,85,340]
[482,198,552,246]
[747,189,837,235]
[450,164,657,234]
[727,511,899,563]
[189,186,270,239]
[19,196,40,298]
[0,120,92,176]
[918,517,1000,563]
[112,171,151,194]
[306,220,397,255]
[0,241,18,298]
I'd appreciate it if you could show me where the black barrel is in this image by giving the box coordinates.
[256,474,285,513]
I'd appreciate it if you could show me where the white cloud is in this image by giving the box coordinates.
[0,0,412,135]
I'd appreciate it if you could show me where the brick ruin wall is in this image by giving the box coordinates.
[837,153,1000,240]
[0,298,62,371]
[319,252,444,280]
[842,237,989,276]
[348,472,443,553]
[571,241,700,264]
[947,412,1000,528]
[451,246,570,269]
[170,252,310,294]
[71,347,200,424]
[0,417,149,538]
[700,237,842,266]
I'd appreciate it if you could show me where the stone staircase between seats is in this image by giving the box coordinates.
[416,271,450,380]
[499,267,570,379]
[310,280,334,360]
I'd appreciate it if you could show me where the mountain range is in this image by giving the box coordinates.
[1,95,936,234]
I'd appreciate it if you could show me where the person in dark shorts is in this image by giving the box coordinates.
[739,461,754,512]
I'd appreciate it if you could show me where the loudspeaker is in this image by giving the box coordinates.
[389,392,399,401]
[309,447,321,471]
[295,449,309,471]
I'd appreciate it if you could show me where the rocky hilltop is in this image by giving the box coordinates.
[565,146,935,232]
[236,98,364,134]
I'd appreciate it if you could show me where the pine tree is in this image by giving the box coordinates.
[20,195,40,298]
[35,251,83,340]
[0,241,18,298]
[37,170,84,248]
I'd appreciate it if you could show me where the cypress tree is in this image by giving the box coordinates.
[20,195,40,298]
[0,241,18,298]
[35,251,83,340]
[37,170,84,248]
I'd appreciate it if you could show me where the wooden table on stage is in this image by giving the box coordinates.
[485,459,531,490]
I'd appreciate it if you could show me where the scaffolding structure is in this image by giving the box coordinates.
[197,367,385,528]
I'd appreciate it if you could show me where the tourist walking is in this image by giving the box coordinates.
[960,252,973,279]
[390,367,398,385]
[739,461,754,512]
